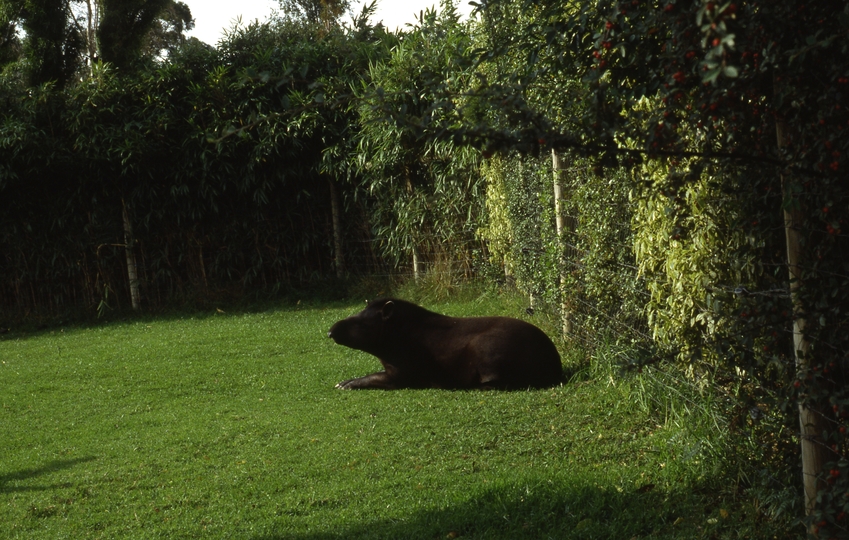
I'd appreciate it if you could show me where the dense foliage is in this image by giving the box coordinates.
[355,5,484,278]
[0,15,391,317]
[452,0,849,533]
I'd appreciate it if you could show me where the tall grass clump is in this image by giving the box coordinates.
[586,332,802,525]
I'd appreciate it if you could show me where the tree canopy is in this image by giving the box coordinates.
[0,0,195,86]
[278,0,351,30]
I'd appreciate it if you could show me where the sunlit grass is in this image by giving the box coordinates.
[1,295,797,538]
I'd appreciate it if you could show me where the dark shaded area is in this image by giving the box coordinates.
[251,481,801,540]
[0,276,387,337]
[0,21,393,325]
[0,457,97,494]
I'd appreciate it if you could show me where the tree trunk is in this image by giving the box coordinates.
[776,116,829,516]
[552,149,572,337]
[85,0,97,74]
[327,177,345,278]
[122,199,140,310]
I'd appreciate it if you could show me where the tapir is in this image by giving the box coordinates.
[327,298,563,390]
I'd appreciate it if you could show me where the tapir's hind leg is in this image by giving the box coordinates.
[475,348,562,389]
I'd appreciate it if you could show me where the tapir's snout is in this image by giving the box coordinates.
[327,321,343,342]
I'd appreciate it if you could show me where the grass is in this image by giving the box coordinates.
[0,292,799,539]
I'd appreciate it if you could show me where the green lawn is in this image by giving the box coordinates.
[1,295,795,539]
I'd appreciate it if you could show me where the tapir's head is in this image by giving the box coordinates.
[327,298,397,353]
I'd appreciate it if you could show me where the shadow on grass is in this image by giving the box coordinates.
[252,480,766,540]
[0,293,360,341]
[0,276,375,336]
[0,457,97,493]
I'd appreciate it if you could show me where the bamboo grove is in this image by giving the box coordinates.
[1,19,372,313]
[1,2,486,317]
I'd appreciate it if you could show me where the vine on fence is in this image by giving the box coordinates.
[429,0,849,530]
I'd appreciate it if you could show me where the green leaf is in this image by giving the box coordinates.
[702,67,721,84]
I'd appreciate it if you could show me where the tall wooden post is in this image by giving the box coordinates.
[122,199,140,310]
[776,115,829,517]
[552,150,572,336]
[404,168,423,281]
[327,177,345,278]
[412,246,422,281]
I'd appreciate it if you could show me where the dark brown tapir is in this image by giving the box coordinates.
[327,298,563,390]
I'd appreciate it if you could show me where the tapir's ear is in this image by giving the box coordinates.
[381,301,394,321]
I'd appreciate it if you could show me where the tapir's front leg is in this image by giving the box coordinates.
[336,370,401,390]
